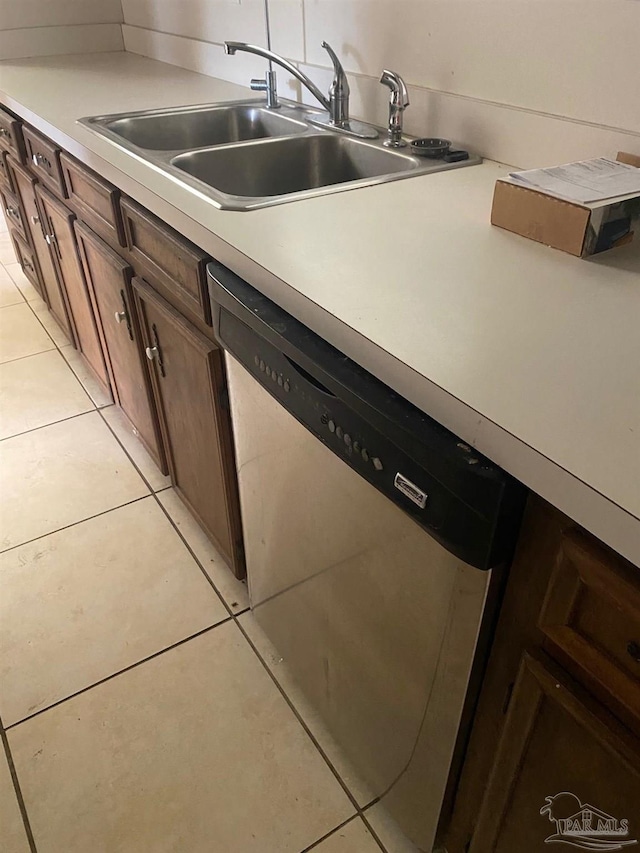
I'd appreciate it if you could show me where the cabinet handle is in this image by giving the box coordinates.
[30,214,40,225]
[628,641,640,664]
[117,290,134,341]
[0,127,9,138]
[146,324,166,377]
[5,205,18,218]
[45,232,56,247]
[115,311,127,324]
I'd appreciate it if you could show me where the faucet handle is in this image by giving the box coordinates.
[321,41,350,126]
[380,69,410,108]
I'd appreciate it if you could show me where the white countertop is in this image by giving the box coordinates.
[2,52,639,566]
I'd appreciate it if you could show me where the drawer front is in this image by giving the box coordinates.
[121,197,211,326]
[23,126,65,197]
[61,153,125,248]
[539,527,640,733]
[0,150,13,193]
[0,107,25,162]
[12,230,42,292]
[2,189,27,240]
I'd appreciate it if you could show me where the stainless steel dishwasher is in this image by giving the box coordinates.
[208,262,525,852]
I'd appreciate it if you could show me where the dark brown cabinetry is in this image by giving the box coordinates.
[75,222,166,472]
[7,155,72,337]
[36,184,111,395]
[133,276,244,576]
[445,498,640,852]
[2,109,245,578]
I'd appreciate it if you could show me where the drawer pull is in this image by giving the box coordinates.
[0,127,9,138]
[5,205,18,218]
[146,345,159,361]
[45,233,56,247]
[30,214,40,225]
[32,151,52,170]
[627,641,640,664]
[115,310,127,324]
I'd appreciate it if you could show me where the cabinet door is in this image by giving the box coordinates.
[36,185,111,395]
[132,276,244,577]
[8,156,73,339]
[470,652,640,853]
[75,222,167,473]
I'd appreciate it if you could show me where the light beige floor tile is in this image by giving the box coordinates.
[30,299,72,348]
[9,623,354,853]
[0,411,148,551]
[312,819,382,852]
[0,497,228,726]
[59,344,113,407]
[0,749,31,853]
[158,487,249,614]
[5,263,39,302]
[0,210,8,232]
[364,803,421,853]
[238,610,376,807]
[0,233,18,265]
[101,404,170,492]
[0,265,24,308]
[0,303,54,364]
[0,349,93,440]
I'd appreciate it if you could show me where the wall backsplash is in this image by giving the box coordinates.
[5,0,637,168]
[0,0,123,60]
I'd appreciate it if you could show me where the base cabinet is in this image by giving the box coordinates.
[75,221,167,473]
[36,185,111,396]
[470,652,640,852]
[133,277,244,577]
[445,497,640,852]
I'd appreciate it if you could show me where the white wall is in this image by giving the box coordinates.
[0,0,123,60]
[119,0,639,167]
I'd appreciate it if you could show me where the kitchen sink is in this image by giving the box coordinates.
[102,103,307,150]
[171,134,416,198]
[80,99,481,210]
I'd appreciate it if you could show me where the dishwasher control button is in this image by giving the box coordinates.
[254,355,260,367]
[328,420,336,433]
[259,360,266,372]
[277,375,283,387]
[353,440,361,453]
[343,433,352,446]
[336,425,343,439]
[361,448,369,462]
[284,380,290,392]
[372,457,384,471]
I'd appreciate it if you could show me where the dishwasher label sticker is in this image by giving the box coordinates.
[394,473,428,509]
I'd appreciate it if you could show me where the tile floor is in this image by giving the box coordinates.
[0,212,417,852]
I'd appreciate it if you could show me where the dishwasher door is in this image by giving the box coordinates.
[227,354,491,851]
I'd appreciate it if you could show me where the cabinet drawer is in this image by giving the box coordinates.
[121,197,211,326]
[539,528,640,733]
[11,230,41,291]
[0,150,13,193]
[61,153,124,248]
[23,125,65,197]
[2,189,27,240]
[0,107,25,162]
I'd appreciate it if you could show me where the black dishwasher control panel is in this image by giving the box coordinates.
[207,261,526,571]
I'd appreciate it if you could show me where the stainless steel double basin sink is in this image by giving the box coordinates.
[80,100,480,211]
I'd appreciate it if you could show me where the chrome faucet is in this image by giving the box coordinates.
[379,70,409,148]
[224,41,378,139]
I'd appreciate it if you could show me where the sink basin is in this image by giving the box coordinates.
[101,103,307,151]
[171,134,418,198]
[80,99,481,210]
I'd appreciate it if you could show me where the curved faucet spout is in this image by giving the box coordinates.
[224,42,331,112]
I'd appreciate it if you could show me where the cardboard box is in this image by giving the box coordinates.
[491,152,640,257]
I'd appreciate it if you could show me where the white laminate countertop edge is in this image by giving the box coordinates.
[1,53,639,566]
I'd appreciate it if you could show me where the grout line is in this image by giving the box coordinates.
[298,815,361,853]
[4,619,232,732]
[0,407,97,444]
[0,347,57,368]
[0,493,150,557]
[0,717,39,853]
